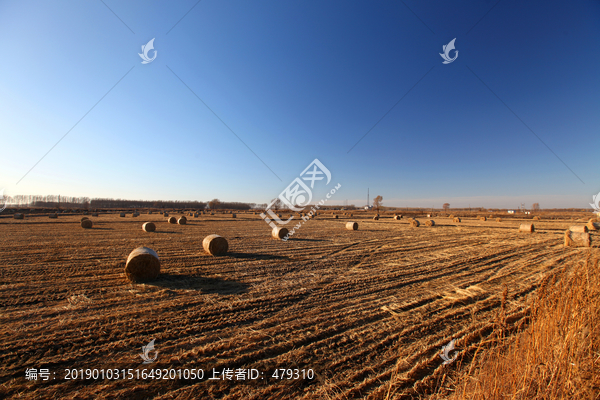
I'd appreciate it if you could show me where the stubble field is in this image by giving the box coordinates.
[0,211,596,399]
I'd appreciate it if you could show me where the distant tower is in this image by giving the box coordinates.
[367,188,369,208]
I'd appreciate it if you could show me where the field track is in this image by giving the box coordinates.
[0,212,596,399]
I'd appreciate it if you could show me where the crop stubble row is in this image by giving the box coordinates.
[0,215,593,399]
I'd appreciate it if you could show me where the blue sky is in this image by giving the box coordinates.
[1,0,599,208]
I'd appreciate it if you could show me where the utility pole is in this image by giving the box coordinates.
[367,188,369,209]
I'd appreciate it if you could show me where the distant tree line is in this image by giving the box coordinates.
[89,198,208,209]
[4,194,263,210]
[207,199,266,210]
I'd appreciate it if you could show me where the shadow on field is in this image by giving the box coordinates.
[227,252,289,260]
[149,273,249,294]
[154,230,182,234]
[284,238,324,242]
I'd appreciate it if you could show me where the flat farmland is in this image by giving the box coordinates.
[0,212,596,399]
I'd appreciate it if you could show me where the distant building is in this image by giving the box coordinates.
[507,210,515,214]
[364,206,372,210]
[524,211,530,215]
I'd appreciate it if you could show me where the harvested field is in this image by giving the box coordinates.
[0,213,598,399]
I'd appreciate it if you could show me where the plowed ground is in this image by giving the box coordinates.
[0,213,596,399]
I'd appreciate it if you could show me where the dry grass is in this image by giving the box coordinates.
[519,223,535,233]
[440,254,600,400]
[2,211,597,399]
[202,234,229,255]
[565,230,591,248]
[346,221,358,230]
[271,226,288,239]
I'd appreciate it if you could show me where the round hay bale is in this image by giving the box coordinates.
[81,217,89,222]
[203,234,229,256]
[334,215,339,219]
[479,216,487,221]
[13,213,24,219]
[587,221,599,231]
[278,213,282,218]
[142,222,156,232]
[564,230,591,247]
[427,214,432,218]
[346,222,358,231]
[533,216,540,221]
[393,215,402,220]
[168,216,177,224]
[164,212,169,217]
[496,218,502,222]
[132,213,139,217]
[453,217,461,223]
[194,213,199,218]
[125,247,160,282]
[148,211,153,215]
[448,214,454,219]
[120,213,126,217]
[373,215,379,221]
[81,219,93,229]
[92,213,99,217]
[49,213,58,219]
[425,220,435,227]
[570,225,588,233]
[519,223,535,233]
[178,217,187,225]
[272,226,288,240]
[410,219,420,227]
[232,213,236,218]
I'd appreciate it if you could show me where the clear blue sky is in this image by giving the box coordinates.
[1,0,599,209]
